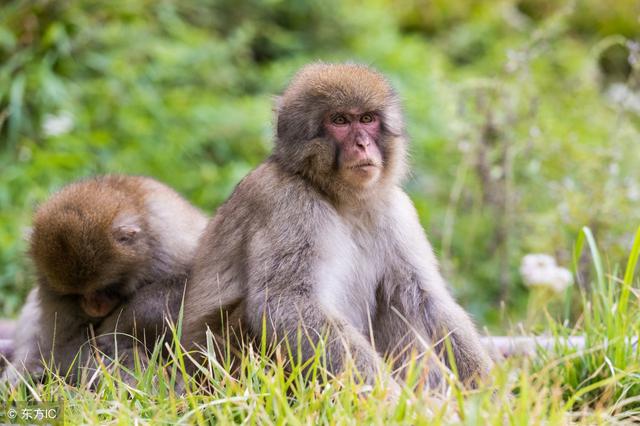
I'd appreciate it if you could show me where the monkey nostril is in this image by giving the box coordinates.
[357,138,370,147]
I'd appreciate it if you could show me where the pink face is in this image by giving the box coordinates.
[324,109,383,187]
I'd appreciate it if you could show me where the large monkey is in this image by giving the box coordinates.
[182,63,491,388]
[4,175,207,384]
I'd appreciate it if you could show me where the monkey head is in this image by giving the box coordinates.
[29,180,151,318]
[274,62,407,202]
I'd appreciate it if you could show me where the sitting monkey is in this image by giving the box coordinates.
[181,63,492,389]
[4,175,207,384]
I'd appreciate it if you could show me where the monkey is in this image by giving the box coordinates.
[0,321,15,340]
[180,63,492,390]
[0,321,15,369]
[3,175,208,384]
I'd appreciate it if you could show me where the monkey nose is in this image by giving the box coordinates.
[355,136,370,148]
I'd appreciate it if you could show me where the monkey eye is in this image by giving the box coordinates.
[360,113,375,124]
[331,115,348,125]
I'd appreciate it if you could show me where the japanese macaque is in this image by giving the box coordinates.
[0,321,15,368]
[181,63,491,389]
[4,175,207,384]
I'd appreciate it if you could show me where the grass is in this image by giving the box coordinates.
[0,227,638,425]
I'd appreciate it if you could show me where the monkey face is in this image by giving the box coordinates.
[324,110,384,188]
[79,285,121,318]
[274,63,407,202]
[41,260,133,319]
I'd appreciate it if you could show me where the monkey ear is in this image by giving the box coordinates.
[113,224,141,244]
[112,212,142,244]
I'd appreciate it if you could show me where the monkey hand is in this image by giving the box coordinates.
[92,336,149,387]
[115,348,150,388]
[93,332,120,359]
[93,332,147,372]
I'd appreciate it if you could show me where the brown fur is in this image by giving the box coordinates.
[274,63,406,206]
[30,176,150,297]
[5,175,208,384]
[182,62,491,389]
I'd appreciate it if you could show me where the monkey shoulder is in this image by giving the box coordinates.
[388,187,418,216]
[377,188,437,256]
[135,177,208,267]
[138,177,207,230]
[225,160,332,227]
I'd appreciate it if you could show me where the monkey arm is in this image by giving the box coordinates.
[376,276,491,387]
[417,290,492,386]
[3,290,43,382]
[84,280,185,384]
[377,191,492,387]
[94,278,186,355]
[39,294,97,377]
[180,208,249,361]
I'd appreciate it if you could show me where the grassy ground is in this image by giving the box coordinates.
[0,227,638,425]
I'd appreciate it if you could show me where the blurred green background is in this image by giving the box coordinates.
[1,0,639,330]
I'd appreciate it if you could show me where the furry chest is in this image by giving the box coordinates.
[315,221,384,333]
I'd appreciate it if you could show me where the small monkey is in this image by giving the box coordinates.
[5,175,207,384]
[181,63,491,388]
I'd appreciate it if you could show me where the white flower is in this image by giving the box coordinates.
[627,182,640,202]
[605,83,640,115]
[520,253,573,293]
[42,112,74,137]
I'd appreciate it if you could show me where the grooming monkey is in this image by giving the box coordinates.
[181,63,491,388]
[4,175,207,383]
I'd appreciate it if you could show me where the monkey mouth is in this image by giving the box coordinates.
[348,161,378,170]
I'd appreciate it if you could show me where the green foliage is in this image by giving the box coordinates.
[1,0,639,329]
